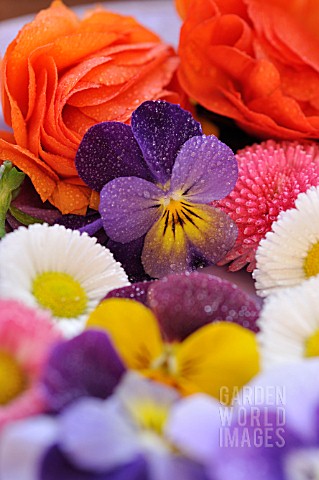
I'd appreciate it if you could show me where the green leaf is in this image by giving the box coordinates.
[0,161,25,238]
[9,205,44,226]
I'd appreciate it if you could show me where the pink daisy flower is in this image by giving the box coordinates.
[0,299,61,429]
[217,140,319,272]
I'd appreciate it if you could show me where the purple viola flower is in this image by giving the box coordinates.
[214,359,319,480]
[40,330,126,412]
[105,272,261,338]
[75,100,238,279]
[0,373,210,480]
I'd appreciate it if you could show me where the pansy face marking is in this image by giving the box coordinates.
[76,100,238,278]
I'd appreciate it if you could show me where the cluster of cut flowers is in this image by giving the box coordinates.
[2,2,319,479]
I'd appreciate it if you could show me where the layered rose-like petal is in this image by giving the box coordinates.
[177,0,319,139]
[170,135,238,203]
[131,100,202,184]
[41,330,126,412]
[0,1,182,214]
[142,204,237,278]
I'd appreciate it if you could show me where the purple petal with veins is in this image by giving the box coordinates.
[75,122,153,192]
[131,100,202,185]
[99,177,163,243]
[170,135,238,203]
[147,272,260,341]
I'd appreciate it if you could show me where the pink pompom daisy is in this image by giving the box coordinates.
[0,299,61,429]
[216,140,319,272]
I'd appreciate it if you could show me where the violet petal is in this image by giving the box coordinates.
[75,122,152,192]
[56,212,108,245]
[40,446,148,480]
[131,100,202,185]
[58,398,139,472]
[79,218,104,236]
[170,135,238,203]
[55,212,101,231]
[100,177,163,243]
[215,411,301,480]
[104,281,155,304]
[41,330,126,412]
[147,272,260,342]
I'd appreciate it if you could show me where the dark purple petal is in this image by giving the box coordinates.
[100,177,163,243]
[107,237,149,283]
[55,212,101,231]
[131,101,202,185]
[10,177,60,225]
[147,272,260,341]
[315,404,319,443]
[41,330,126,412]
[40,446,148,480]
[75,122,152,192]
[104,281,155,304]
[170,135,238,203]
[55,212,108,245]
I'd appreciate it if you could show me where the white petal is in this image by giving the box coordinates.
[0,224,129,337]
[253,186,319,296]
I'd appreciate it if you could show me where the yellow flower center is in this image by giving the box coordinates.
[160,197,204,237]
[32,271,88,318]
[304,241,319,278]
[130,401,169,435]
[0,351,27,405]
[305,329,319,357]
[151,343,179,376]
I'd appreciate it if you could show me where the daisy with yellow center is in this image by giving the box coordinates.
[258,275,319,369]
[86,298,259,403]
[254,186,319,297]
[0,224,129,337]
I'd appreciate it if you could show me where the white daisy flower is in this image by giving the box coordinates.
[0,224,129,337]
[253,186,319,297]
[258,275,319,369]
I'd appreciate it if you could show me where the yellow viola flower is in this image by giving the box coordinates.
[86,298,259,403]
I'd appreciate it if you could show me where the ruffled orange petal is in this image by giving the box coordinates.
[0,138,57,201]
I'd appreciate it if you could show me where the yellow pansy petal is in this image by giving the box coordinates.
[86,298,163,370]
[142,206,188,278]
[141,201,236,279]
[175,322,259,402]
[181,203,237,265]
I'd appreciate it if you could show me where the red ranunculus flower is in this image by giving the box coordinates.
[177,0,319,140]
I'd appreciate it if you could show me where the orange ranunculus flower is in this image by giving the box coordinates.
[177,0,319,140]
[0,1,182,214]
